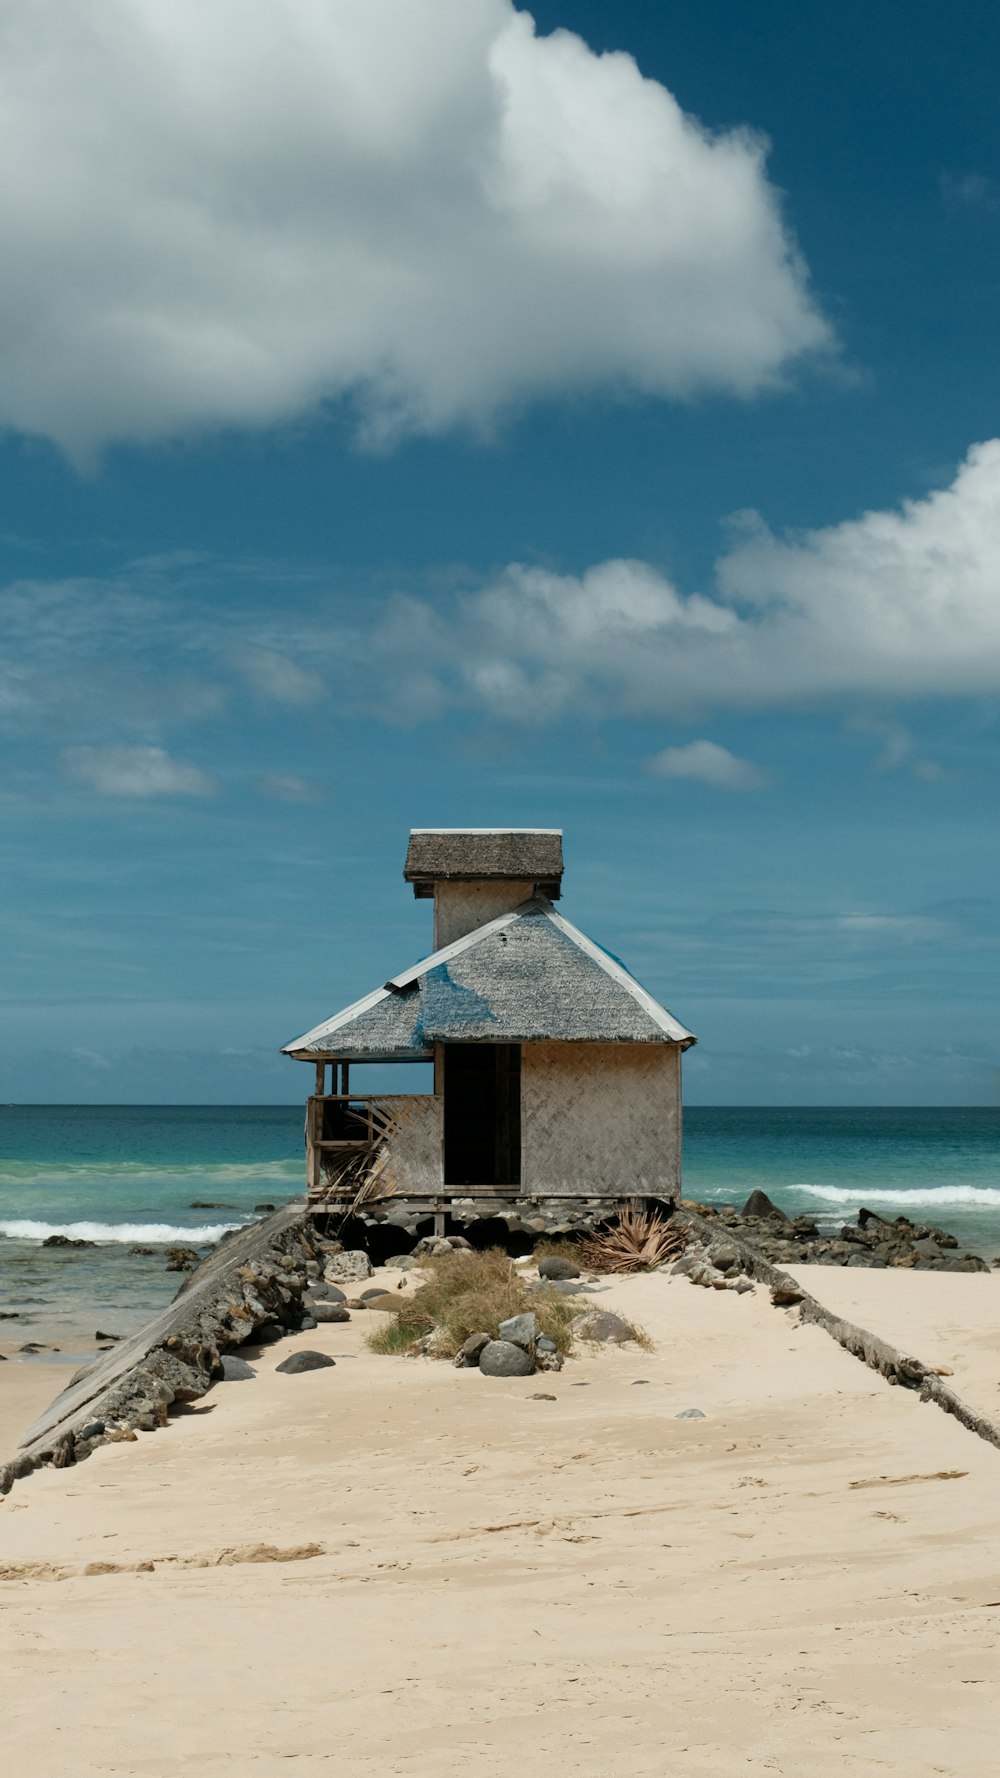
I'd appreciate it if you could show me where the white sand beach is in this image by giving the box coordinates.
[2,1265,1000,1777]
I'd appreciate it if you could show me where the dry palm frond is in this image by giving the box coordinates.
[580,1201,687,1274]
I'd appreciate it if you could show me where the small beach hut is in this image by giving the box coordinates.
[282,829,695,1209]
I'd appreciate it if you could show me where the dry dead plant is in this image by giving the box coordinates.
[580,1201,687,1275]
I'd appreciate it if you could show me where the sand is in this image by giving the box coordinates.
[2,1264,1000,1776]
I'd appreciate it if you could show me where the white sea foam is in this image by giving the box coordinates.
[0,1159,300,1184]
[796,1185,1000,1209]
[0,1219,247,1245]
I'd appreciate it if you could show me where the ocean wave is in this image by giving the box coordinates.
[796,1185,1000,1209]
[0,1219,248,1245]
[0,1159,302,1185]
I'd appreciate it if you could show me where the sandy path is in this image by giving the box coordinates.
[1,1268,999,1776]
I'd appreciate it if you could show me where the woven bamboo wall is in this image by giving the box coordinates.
[433,880,536,946]
[374,1094,444,1192]
[520,1042,681,1198]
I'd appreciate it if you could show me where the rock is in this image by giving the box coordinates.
[536,1335,558,1353]
[79,1420,106,1439]
[383,1254,420,1272]
[455,1331,491,1367]
[360,1293,402,1314]
[310,1282,347,1303]
[479,1340,535,1378]
[305,1259,321,1276]
[128,1244,157,1256]
[530,1392,557,1401]
[254,1204,276,1213]
[42,1234,97,1248]
[165,1247,201,1272]
[323,1251,372,1283]
[770,1283,804,1307]
[707,1243,740,1271]
[498,1312,538,1351]
[94,1331,121,1342]
[447,1236,473,1250]
[675,1408,706,1419]
[571,1310,636,1345]
[360,1287,392,1302]
[253,1322,285,1345]
[275,1350,336,1375]
[412,1235,454,1259]
[528,1278,590,1295]
[741,1191,788,1222]
[538,1255,581,1281]
[309,1301,351,1324]
[734,1278,755,1294]
[535,1347,564,1372]
[219,1356,255,1381]
[299,1315,318,1330]
[189,1200,234,1209]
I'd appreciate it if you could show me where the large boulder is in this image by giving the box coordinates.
[309,1301,351,1324]
[571,1310,636,1345]
[275,1350,336,1375]
[323,1251,372,1283]
[741,1191,788,1222]
[479,1340,535,1378]
[538,1255,581,1281]
[498,1312,538,1352]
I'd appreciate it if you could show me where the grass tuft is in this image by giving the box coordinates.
[365,1247,580,1360]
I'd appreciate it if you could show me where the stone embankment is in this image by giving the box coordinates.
[681,1190,991,1273]
[2,1207,328,1495]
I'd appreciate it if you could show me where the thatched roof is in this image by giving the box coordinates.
[282,897,695,1060]
[404,828,563,898]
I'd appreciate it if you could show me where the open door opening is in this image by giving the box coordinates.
[443,1043,521,1187]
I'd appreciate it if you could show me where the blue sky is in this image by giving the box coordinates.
[2,0,998,1105]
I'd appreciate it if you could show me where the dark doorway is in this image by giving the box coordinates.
[443,1044,521,1187]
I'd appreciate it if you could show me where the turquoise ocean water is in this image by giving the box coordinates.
[1,1104,998,1343]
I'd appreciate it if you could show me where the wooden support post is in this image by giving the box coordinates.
[306,1096,321,1198]
[341,1061,350,1097]
[315,1061,326,1097]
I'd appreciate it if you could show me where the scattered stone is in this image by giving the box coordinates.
[571,1310,636,1345]
[536,1335,558,1353]
[310,1282,347,1303]
[189,1200,234,1209]
[323,1251,373,1283]
[455,1331,491,1367]
[0,1312,20,1319]
[275,1350,336,1375]
[383,1254,420,1272]
[78,1420,106,1439]
[219,1356,255,1381]
[165,1247,201,1273]
[252,1322,285,1345]
[632,1379,651,1386]
[530,1392,557,1401]
[707,1243,740,1271]
[675,1408,706,1420]
[528,1278,590,1295]
[254,1203,276,1213]
[479,1339,535,1378]
[498,1311,538,1352]
[94,1331,121,1342]
[360,1293,402,1314]
[129,1245,156,1256]
[447,1235,473,1250]
[42,1234,97,1249]
[299,1315,318,1330]
[411,1235,454,1259]
[771,1283,804,1307]
[309,1301,351,1324]
[538,1254,581,1281]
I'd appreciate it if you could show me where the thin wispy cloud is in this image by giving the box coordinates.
[62,745,217,798]
[0,0,827,460]
[233,646,325,707]
[254,772,324,803]
[646,740,770,791]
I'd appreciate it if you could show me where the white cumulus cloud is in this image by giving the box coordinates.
[63,745,217,797]
[646,740,770,790]
[0,0,827,459]
[376,440,1000,718]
